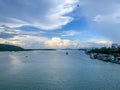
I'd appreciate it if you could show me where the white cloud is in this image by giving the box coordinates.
[62,30,80,37]
[93,12,120,24]
[0,24,112,49]
[0,35,112,49]
[45,37,82,48]
[78,0,120,43]
[44,37,112,49]
[93,15,104,23]
[0,16,27,28]
[0,0,79,30]
[0,35,48,49]
[88,39,112,46]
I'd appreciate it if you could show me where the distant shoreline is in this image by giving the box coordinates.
[0,49,85,52]
[0,44,85,52]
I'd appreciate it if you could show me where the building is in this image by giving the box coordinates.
[111,43,119,49]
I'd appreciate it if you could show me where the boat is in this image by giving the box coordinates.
[90,53,97,59]
[66,52,68,55]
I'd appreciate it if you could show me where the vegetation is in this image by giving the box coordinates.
[86,47,120,57]
[0,44,24,51]
[0,44,57,51]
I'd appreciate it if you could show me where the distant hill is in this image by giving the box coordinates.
[0,44,24,51]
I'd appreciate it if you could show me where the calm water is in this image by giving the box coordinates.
[0,50,120,90]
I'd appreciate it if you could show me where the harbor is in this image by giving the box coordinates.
[86,43,120,64]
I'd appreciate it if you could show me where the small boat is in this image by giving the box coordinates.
[66,52,68,55]
[108,55,117,63]
[25,56,28,58]
[90,53,97,59]
[115,57,120,64]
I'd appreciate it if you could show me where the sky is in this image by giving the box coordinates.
[0,0,119,49]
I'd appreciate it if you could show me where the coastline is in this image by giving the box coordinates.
[85,48,120,64]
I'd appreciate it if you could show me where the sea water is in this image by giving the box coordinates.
[0,50,120,90]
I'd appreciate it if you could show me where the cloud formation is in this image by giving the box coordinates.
[79,0,120,43]
[0,0,79,30]
[0,0,117,49]
[62,30,80,37]
[45,37,112,49]
[45,37,79,48]
[0,24,112,49]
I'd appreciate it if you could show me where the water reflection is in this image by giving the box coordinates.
[8,53,24,74]
[0,51,120,90]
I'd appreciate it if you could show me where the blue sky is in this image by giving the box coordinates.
[1,0,119,49]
